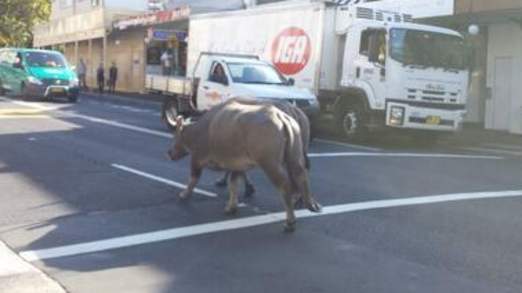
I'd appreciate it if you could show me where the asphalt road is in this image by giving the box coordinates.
[1,94,522,293]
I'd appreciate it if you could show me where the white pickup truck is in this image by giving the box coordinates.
[146,53,319,129]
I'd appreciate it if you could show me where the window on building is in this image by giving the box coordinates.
[91,0,100,7]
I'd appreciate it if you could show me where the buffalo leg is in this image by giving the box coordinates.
[225,171,241,215]
[216,172,256,198]
[288,164,322,213]
[260,162,296,232]
[179,160,203,200]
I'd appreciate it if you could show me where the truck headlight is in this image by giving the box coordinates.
[27,76,43,85]
[389,106,405,126]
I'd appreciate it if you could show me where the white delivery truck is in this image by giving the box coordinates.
[181,0,469,141]
[150,52,319,129]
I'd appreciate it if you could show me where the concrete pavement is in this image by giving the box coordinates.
[1,94,522,292]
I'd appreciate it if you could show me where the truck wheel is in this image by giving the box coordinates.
[338,103,367,141]
[162,98,179,131]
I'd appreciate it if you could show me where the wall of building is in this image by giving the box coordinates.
[106,29,147,92]
[485,22,522,134]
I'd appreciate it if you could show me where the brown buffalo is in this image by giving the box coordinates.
[168,98,321,232]
[214,99,312,196]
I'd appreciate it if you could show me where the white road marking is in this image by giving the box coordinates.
[19,189,522,262]
[73,113,171,138]
[0,97,171,138]
[0,97,505,161]
[112,164,217,198]
[308,152,503,160]
[314,138,382,152]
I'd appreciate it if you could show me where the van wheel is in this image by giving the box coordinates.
[337,103,368,141]
[162,98,179,131]
[20,83,29,100]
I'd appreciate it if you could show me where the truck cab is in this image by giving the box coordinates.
[334,6,469,139]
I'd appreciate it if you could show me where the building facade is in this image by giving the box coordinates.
[453,0,522,135]
[33,0,148,91]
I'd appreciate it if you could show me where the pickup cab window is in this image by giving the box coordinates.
[208,63,228,85]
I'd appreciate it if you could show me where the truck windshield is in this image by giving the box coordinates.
[389,29,467,71]
[227,63,285,85]
[24,52,67,68]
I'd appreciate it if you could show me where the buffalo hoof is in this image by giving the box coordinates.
[284,221,296,233]
[178,190,192,200]
[307,200,322,213]
[224,205,238,215]
[244,184,256,198]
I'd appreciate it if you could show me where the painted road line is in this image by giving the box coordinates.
[74,113,171,138]
[314,138,382,152]
[19,189,522,262]
[460,147,522,158]
[112,164,217,198]
[0,97,505,161]
[308,152,503,160]
[1,97,171,138]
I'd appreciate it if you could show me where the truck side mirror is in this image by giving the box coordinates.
[287,78,295,86]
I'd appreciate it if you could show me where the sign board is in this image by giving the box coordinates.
[113,6,191,30]
[147,29,188,42]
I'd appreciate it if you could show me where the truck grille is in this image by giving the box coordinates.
[406,88,459,103]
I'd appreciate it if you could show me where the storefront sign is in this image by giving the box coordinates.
[148,29,188,42]
[113,6,191,30]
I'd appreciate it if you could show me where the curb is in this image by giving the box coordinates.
[80,91,163,109]
[0,241,66,293]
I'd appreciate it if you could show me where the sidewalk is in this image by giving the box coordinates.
[0,241,66,293]
[442,125,522,156]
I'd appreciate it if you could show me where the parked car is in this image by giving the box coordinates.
[0,48,79,102]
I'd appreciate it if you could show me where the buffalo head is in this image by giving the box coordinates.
[167,116,190,161]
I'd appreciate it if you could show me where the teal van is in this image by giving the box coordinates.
[0,48,79,102]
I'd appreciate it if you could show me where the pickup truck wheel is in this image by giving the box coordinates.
[162,98,179,131]
[338,103,367,141]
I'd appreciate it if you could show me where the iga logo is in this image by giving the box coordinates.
[271,27,311,75]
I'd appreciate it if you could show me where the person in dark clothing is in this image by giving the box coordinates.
[96,63,105,93]
[108,62,118,94]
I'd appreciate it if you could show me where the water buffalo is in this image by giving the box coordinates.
[168,98,321,232]
[214,100,312,196]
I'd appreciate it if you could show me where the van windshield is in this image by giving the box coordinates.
[227,63,285,85]
[24,52,67,68]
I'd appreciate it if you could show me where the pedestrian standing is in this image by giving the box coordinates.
[109,62,118,94]
[160,50,172,76]
[96,63,105,94]
[77,58,87,90]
